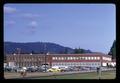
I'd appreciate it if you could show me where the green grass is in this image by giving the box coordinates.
[30,70,116,79]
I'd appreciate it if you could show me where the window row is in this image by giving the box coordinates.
[52,56,100,60]
[52,62,100,66]
[7,57,46,61]
[102,57,111,61]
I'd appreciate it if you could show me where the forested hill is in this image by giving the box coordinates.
[4,42,92,54]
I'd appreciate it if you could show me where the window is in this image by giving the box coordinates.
[63,57,65,60]
[67,63,69,66]
[94,57,96,60]
[82,63,84,65]
[109,58,111,61]
[79,57,81,60]
[97,63,100,66]
[72,57,75,60]
[84,63,86,65]
[58,57,60,60]
[64,63,67,65]
[14,57,16,61]
[89,57,92,60]
[61,57,64,60]
[60,63,62,66]
[55,57,57,60]
[83,63,85,65]
[9,57,12,60]
[102,57,105,60]
[71,63,73,66]
[91,57,94,60]
[74,57,77,60]
[86,63,88,66]
[76,57,79,60]
[70,57,73,60]
[59,57,61,60]
[39,58,41,61]
[85,57,88,60]
[67,57,70,60]
[81,57,84,60]
[97,57,100,60]
[52,57,55,60]
[88,57,90,60]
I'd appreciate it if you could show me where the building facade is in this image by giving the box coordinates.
[5,53,114,67]
[51,54,112,67]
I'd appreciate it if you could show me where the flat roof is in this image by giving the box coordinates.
[6,53,111,57]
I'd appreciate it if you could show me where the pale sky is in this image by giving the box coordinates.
[4,4,116,54]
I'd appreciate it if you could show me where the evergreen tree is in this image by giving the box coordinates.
[31,50,35,54]
[4,53,7,63]
[74,47,84,54]
[74,48,79,54]
[80,49,84,54]
[108,40,116,59]
[64,48,68,54]
[4,55,6,62]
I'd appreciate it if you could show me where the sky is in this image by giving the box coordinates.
[4,4,116,54]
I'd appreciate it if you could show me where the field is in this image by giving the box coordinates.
[29,70,116,79]
[4,70,116,79]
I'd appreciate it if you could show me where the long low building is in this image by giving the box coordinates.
[5,53,115,68]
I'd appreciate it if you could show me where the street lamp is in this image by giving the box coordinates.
[45,53,46,72]
[45,52,49,72]
[44,43,47,72]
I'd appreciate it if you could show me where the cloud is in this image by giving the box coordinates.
[22,13,40,19]
[4,6,17,14]
[21,21,38,35]
[28,21,38,28]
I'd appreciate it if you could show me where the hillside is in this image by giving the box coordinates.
[4,42,92,54]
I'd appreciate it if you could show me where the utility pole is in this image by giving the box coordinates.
[44,43,49,72]
[17,48,21,67]
[99,56,102,79]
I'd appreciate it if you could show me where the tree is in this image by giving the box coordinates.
[31,50,35,54]
[74,48,79,54]
[74,47,84,54]
[108,40,116,59]
[4,55,6,61]
[4,54,7,63]
[64,48,68,54]
[80,49,84,54]
[74,47,88,54]
[58,50,64,54]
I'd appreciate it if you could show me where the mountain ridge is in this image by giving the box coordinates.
[4,41,92,54]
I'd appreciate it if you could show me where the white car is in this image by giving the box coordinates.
[17,68,26,72]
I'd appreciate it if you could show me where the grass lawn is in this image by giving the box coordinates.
[30,70,116,79]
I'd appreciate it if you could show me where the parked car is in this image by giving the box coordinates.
[16,68,25,73]
[26,67,37,72]
[47,68,61,72]
[4,66,12,72]
[81,67,90,71]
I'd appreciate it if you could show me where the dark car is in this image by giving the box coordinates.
[4,67,12,72]
[26,67,37,72]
